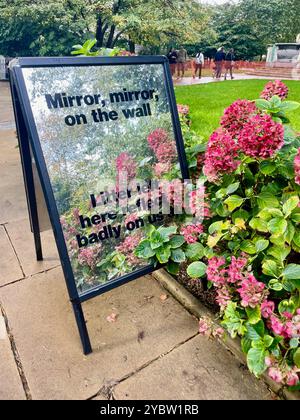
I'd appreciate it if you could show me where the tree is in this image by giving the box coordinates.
[0,0,210,57]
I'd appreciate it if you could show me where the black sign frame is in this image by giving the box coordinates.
[9,56,189,354]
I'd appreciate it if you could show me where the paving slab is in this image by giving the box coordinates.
[0,226,23,286]
[0,315,26,400]
[0,268,198,400]
[5,218,59,277]
[0,135,28,224]
[114,335,273,400]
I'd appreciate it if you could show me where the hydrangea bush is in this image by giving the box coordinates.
[136,82,300,389]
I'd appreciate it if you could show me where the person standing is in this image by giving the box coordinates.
[177,46,188,78]
[193,51,205,79]
[214,47,225,79]
[224,48,235,80]
[167,48,178,78]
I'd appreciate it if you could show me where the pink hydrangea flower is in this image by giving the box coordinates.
[154,162,172,177]
[116,152,137,178]
[213,327,225,338]
[206,256,227,287]
[238,114,284,159]
[203,129,240,183]
[261,300,275,319]
[177,104,190,115]
[186,186,210,218]
[269,315,285,337]
[78,248,98,268]
[199,318,211,336]
[286,370,300,386]
[238,274,266,308]
[227,256,248,284]
[180,223,204,244]
[260,80,289,101]
[155,141,177,163]
[216,286,231,311]
[294,148,300,185]
[147,128,170,153]
[221,99,257,138]
[116,233,142,254]
[268,367,284,384]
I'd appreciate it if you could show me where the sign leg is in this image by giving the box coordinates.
[72,300,92,355]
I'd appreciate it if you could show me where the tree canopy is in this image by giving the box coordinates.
[0,0,209,56]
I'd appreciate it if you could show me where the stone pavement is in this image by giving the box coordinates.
[173,73,278,86]
[0,81,274,400]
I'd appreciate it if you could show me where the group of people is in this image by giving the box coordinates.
[167,46,235,81]
[213,47,235,80]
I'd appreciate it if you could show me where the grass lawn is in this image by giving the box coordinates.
[175,79,300,140]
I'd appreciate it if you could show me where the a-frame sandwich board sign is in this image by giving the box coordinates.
[9,56,189,354]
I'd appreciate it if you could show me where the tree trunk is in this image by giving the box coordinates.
[128,40,135,54]
[106,25,116,48]
[96,16,108,48]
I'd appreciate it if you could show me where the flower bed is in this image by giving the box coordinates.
[135,81,300,391]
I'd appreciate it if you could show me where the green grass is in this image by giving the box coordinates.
[175,79,300,140]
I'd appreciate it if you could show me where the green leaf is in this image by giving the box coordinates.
[268,279,283,291]
[247,348,267,377]
[241,337,252,354]
[246,306,261,325]
[267,218,288,237]
[167,261,180,275]
[185,242,205,261]
[171,248,186,263]
[187,261,207,279]
[169,235,185,249]
[293,348,300,368]
[255,99,270,110]
[264,335,274,348]
[150,230,164,249]
[155,246,171,264]
[232,209,250,222]
[262,260,279,277]
[208,221,229,235]
[292,230,300,248]
[135,240,156,259]
[278,299,296,316]
[224,195,244,212]
[285,221,295,244]
[245,321,265,341]
[258,208,283,221]
[226,182,240,195]
[257,192,279,209]
[255,239,269,253]
[280,101,300,112]
[260,161,276,175]
[267,245,291,264]
[240,240,257,255]
[249,218,269,233]
[157,226,177,242]
[282,264,300,280]
[289,338,299,349]
[283,196,299,216]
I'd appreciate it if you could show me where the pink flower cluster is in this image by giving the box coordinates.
[203,129,240,183]
[147,128,177,175]
[266,357,299,386]
[177,104,190,116]
[78,247,100,269]
[116,233,142,266]
[260,80,289,101]
[160,178,184,207]
[180,223,204,244]
[186,186,210,218]
[154,162,172,177]
[116,152,137,179]
[221,99,257,138]
[198,317,224,338]
[206,256,249,310]
[238,114,284,159]
[294,148,300,185]
[264,306,300,340]
[237,274,266,308]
